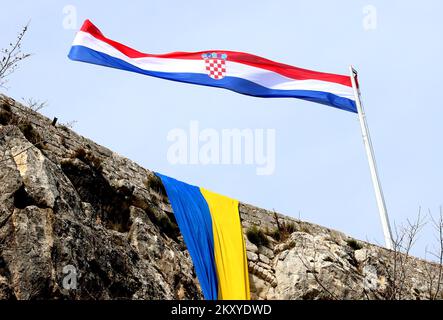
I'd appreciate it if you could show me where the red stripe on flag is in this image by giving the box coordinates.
[79,19,352,87]
[80,19,203,60]
[224,52,352,87]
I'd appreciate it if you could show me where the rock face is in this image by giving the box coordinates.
[0,94,442,300]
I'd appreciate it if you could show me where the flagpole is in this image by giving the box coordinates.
[349,65,393,250]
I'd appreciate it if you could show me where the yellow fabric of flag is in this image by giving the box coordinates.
[200,188,250,300]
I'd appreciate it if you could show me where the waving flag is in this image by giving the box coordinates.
[68,19,357,113]
[156,173,250,300]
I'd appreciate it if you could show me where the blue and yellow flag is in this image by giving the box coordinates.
[156,173,250,300]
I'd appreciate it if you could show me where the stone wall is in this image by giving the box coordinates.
[0,94,441,300]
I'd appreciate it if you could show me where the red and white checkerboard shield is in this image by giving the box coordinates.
[202,53,227,80]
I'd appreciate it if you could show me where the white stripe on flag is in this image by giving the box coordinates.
[72,31,355,101]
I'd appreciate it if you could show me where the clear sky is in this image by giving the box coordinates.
[2,0,442,258]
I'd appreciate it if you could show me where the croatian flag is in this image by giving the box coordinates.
[68,20,357,113]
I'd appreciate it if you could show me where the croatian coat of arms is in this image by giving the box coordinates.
[201,52,228,80]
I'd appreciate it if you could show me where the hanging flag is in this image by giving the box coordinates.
[200,188,250,299]
[156,173,250,300]
[68,19,357,113]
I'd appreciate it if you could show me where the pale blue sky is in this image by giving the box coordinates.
[2,0,442,258]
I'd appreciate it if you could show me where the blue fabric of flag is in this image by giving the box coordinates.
[155,173,218,299]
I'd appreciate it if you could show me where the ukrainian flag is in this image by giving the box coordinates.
[156,173,250,300]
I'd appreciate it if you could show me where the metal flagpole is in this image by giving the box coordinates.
[349,65,394,250]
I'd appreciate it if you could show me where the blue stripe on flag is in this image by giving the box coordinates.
[69,45,357,113]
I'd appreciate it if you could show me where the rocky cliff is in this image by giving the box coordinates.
[0,94,441,300]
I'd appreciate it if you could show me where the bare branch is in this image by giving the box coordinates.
[22,97,46,113]
[428,207,443,299]
[0,23,32,88]
[59,120,78,129]
[386,210,427,299]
